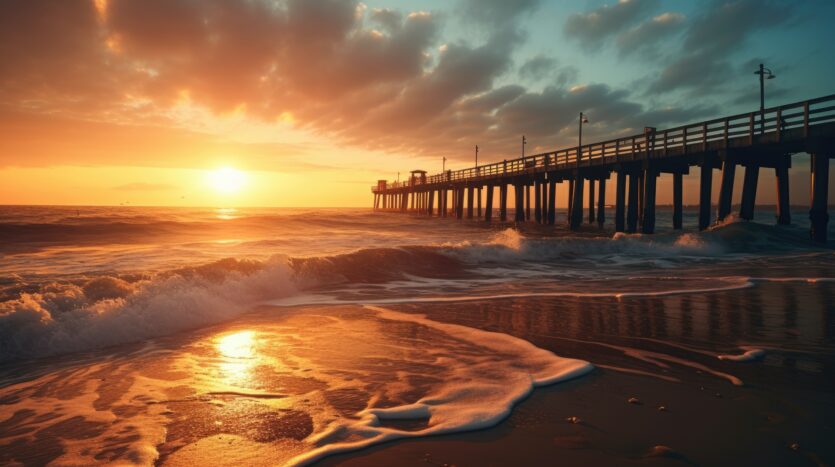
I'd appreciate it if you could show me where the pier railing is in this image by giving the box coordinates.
[373,94,835,192]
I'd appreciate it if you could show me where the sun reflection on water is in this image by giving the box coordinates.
[215,330,258,386]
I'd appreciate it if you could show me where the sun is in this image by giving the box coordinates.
[206,167,247,194]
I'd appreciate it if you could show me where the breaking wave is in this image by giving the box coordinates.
[0,219,829,362]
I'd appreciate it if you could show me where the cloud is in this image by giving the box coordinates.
[564,0,659,51]
[458,0,542,27]
[617,12,684,57]
[648,0,793,94]
[0,0,733,172]
[519,55,557,81]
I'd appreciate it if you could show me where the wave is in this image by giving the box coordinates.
[1,220,830,362]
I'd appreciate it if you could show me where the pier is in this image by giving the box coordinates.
[372,94,835,242]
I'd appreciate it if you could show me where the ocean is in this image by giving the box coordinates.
[1,205,834,466]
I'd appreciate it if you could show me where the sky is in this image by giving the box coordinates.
[1,0,833,207]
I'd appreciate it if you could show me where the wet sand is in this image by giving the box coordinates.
[1,280,834,466]
[321,281,835,466]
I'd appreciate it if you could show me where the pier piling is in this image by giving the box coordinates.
[615,171,626,232]
[673,173,683,229]
[809,153,830,242]
[739,163,760,220]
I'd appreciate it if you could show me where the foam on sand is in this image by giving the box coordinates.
[288,306,594,466]
[0,305,593,466]
[718,347,766,362]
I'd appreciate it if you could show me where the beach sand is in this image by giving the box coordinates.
[1,277,833,466]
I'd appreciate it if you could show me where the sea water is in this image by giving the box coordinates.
[0,205,833,465]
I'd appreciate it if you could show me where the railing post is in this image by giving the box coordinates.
[803,102,809,137]
[683,126,688,154]
[749,113,755,144]
[724,118,729,148]
[663,131,668,157]
[775,108,782,142]
[702,122,708,151]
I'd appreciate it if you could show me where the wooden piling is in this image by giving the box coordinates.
[699,164,713,231]
[428,190,434,216]
[717,159,735,222]
[499,183,508,222]
[534,179,542,223]
[515,183,525,222]
[567,178,574,225]
[775,157,790,225]
[626,173,639,233]
[739,163,759,220]
[467,186,474,219]
[809,153,830,242]
[485,185,494,223]
[673,173,683,229]
[597,178,606,228]
[441,189,447,217]
[641,170,657,234]
[456,186,465,219]
[547,180,556,225]
[477,187,482,218]
[615,171,626,232]
[570,176,584,231]
[588,179,595,224]
[525,184,531,221]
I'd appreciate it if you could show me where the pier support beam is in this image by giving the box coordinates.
[641,170,657,234]
[615,171,626,232]
[626,173,639,233]
[477,187,482,218]
[467,186,474,219]
[775,158,791,225]
[739,163,760,221]
[499,183,508,222]
[441,189,447,217]
[588,179,595,224]
[548,180,556,225]
[525,185,531,221]
[699,164,713,231]
[534,180,542,223]
[597,178,606,228]
[570,176,585,231]
[717,159,736,222]
[456,187,465,219]
[567,179,574,225]
[638,171,645,226]
[673,173,683,230]
[428,190,434,216]
[515,183,525,222]
[810,153,830,242]
[485,185,494,223]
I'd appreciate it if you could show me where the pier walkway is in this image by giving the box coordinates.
[372,94,835,242]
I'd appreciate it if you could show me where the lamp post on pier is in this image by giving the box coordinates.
[754,63,776,134]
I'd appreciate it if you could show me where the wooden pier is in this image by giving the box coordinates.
[372,95,835,242]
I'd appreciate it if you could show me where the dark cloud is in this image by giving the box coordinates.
[0,0,732,171]
[649,0,793,94]
[564,0,659,51]
[518,55,557,81]
[617,12,684,57]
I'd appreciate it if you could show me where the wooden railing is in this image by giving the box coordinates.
[373,94,835,192]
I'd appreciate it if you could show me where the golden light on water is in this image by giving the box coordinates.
[217,330,256,359]
[215,330,258,385]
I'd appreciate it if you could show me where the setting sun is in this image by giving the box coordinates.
[206,167,247,194]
